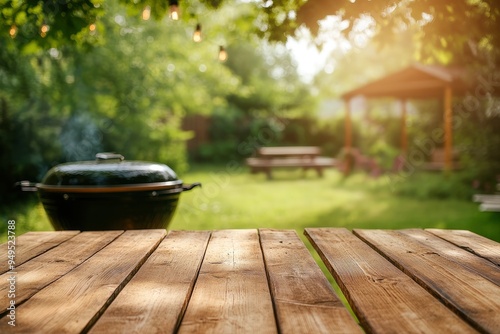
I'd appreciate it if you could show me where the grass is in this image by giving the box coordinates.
[168,164,500,241]
[1,164,499,242]
[0,198,53,242]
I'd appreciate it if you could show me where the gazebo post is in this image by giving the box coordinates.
[400,99,408,155]
[444,85,453,171]
[344,98,353,174]
[345,98,352,150]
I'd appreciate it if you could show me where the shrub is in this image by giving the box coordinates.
[391,172,476,200]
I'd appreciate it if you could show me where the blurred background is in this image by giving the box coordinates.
[1,0,499,240]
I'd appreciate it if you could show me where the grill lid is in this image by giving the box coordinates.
[40,153,181,192]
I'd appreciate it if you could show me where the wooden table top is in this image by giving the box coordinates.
[1,228,499,333]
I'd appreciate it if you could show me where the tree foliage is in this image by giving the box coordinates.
[2,0,500,68]
[0,0,313,201]
[298,0,500,67]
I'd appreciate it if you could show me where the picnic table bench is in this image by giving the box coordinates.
[246,146,337,179]
[473,194,500,212]
[1,228,498,333]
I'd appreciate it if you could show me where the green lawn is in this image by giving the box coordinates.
[1,164,499,243]
[169,164,500,241]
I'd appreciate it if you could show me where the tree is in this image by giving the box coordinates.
[0,0,241,200]
[0,0,317,200]
[297,0,500,68]
[2,1,500,68]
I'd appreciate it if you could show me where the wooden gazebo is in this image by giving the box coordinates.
[341,63,471,171]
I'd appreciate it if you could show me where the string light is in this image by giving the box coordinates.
[218,45,227,62]
[89,22,97,35]
[40,23,49,38]
[193,23,202,42]
[7,4,228,63]
[9,25,17,38]
[169,0,179,20]
[142,6,151,20]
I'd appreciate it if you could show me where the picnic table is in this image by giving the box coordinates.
[246,146,337,179]
[1,228,499,333]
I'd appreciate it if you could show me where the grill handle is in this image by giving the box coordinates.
[15,181,38,192]
[96,152,125,161]
[182,183,201,191]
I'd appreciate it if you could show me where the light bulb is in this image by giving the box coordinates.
[40,23,49,38]
[9,25,17,38]
[218,46,228,62]
[142,6,151,20]
[193,24,202,42]
[169,5,179,20]
[169,0,179,20]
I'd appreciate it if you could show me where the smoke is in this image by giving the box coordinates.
[60,113,103,161]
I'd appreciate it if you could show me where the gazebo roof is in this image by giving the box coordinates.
[341,63,472,100]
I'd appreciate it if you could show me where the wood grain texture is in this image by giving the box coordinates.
[426,229,500,266]
[305,228,478,334]
[355,229,500,334]
[90,230,211,334]
[0,230,122,315]
[399,229,500,285]
[3,228,497,333]
[178,229,277,334]
[0,231,79,274]
[0,229,165,333]
[259,228,362,333]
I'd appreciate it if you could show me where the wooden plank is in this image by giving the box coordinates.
[472,194,500,203]
[0,231,80,274]
[178,229,277,334]
[399,229,500,285]
[258,146,321,157]
[479,203,500,212]
[247,157,336,167]
[0,230,122,314]
[426,229,500,266]
[355,229,500,334]
[0,229,165,333]
[90,230,211,333]
[259,229,362,333]
[305,228,478,334]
